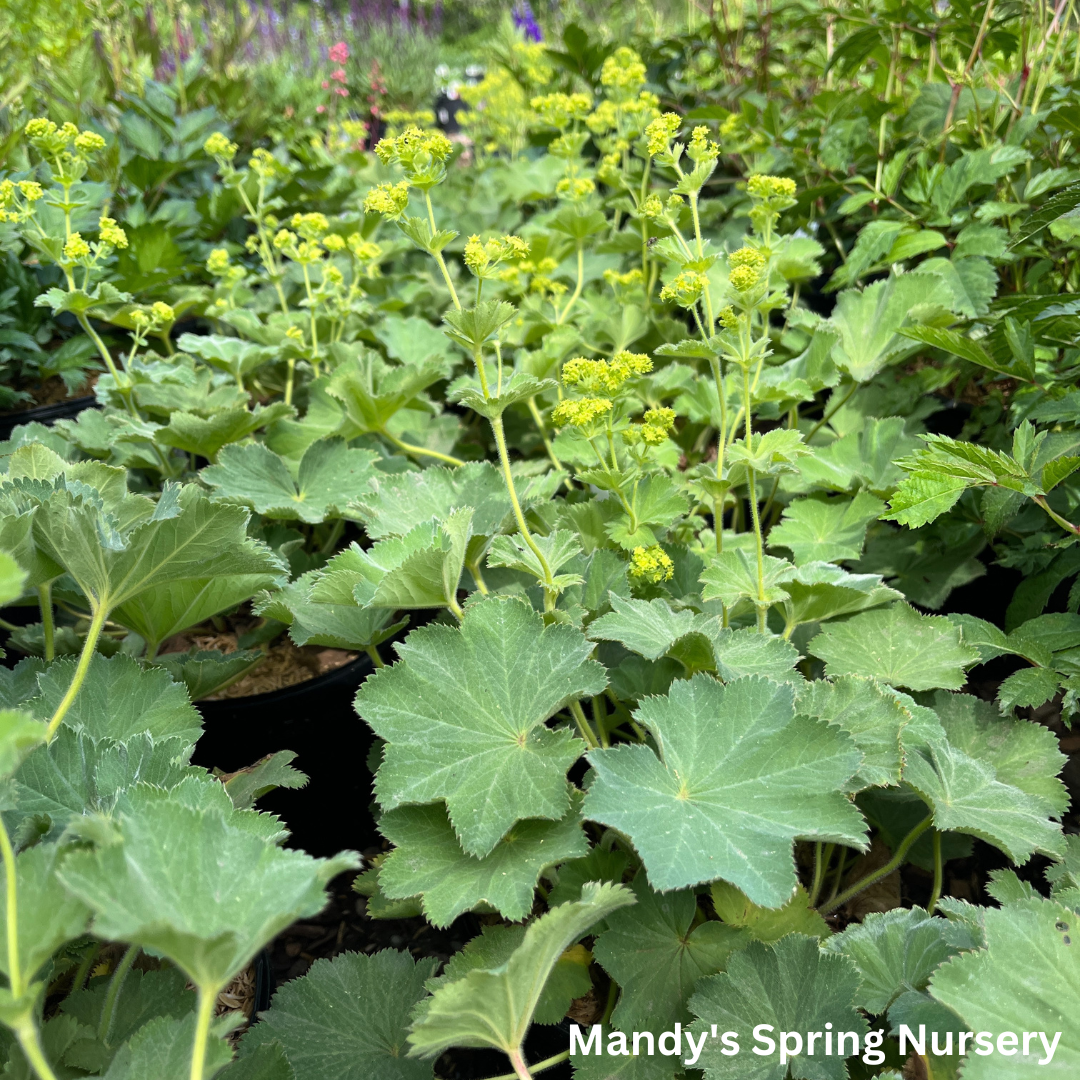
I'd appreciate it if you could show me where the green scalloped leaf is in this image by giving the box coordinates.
[769,492,884,565]
[808,603,978,690]
[377,793,588,927]
[583,675,866,905]
[201,438,379,524]
[240,950,436,1080]
[357,597,606,857]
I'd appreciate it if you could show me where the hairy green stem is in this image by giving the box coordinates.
[46,604,108,742]
[928,831,943,915]
[37,585,54,663]
[379,429,464,467]
[364,645,384,668]
[98,944,138,1045]
[569,700,599,750]
[189,985,218,1080]
[490,1050,571,1080]
[808,841,833,908]
[820,815,933,915]
[507,1047,534,1080]
[491,417,556,610]
[67,943,101,1000]
[1,815,21,999]
[13,1019,60,1080]
[555,244,585,326]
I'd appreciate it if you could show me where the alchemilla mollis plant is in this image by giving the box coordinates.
[2,3,1080,1079]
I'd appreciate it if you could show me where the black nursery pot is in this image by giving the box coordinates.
[191,655,378,857]
[0,395,97,441]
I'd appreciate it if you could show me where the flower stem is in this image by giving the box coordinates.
[364,645,384,668]
[507,1047,534,1080]
[46,603,108,742]
[13,1019,60,1080]
[555,244,585,326]
[808,841,833,907]
[0,815,22,999]
[570,700,600,750]
[1033,495,1080,537]
[820,815,933,915]
[490,1051,569,1080]
[490,417,556,610]
[98,944,138,1045]
[928,830,943,915]
[37,584,54,663]
[379,429,464,467]
[189,985,218,1080]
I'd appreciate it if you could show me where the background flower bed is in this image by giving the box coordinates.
[1,2,1080,1079]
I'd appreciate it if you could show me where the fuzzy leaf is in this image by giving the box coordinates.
[377,794,588,927]
[357,597,606,857]
[408,882,634,1058]
[700,550,797,610]
[593,876,749,1034]
[769,493,884,565]
[58,787,357,991]
[156,403,293,462]
[99,1013,232,1080]
[708,629,801,683]
[201,439,378,524]
[796,675,907,791]
[929,896,1080,1076]
[604,476,689,550]
[687,935,869,1080]
[830,274,952,382]
[588,595,712,661]
[241,950,436,1080]
[153,649,265,702]
[823,907,973,1034]
[710,881,828,943]
[779,562,902,629]
[25,653,201,746]
[177,333,277,380]
[351,462,511,539]
[808,603,978,690]
[450,372,557,421]
[583,675,866,905]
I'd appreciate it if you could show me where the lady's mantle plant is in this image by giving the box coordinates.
[0,20,1079,1080]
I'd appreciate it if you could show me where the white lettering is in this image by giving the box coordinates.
[898,1025,925,1056]
[779,1032,803,1066]
[1039,1032,1062,1065]
[721,1032,740,1056]
[975,1032,994,1056]
[570,1025,601,1056]
[997,1032,1018,1056]
[753,1025,776,1056]
[659,1024,682,1057]
[606,1031,628,1057]
[683,1030,708,1067]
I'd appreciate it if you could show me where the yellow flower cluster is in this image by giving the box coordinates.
[626,407,677,447]
[347,234,383,261]
[290,212,329,240]
[374,125,453,170]
[562,351,652,396]
[98,215,127,249]
[551,397,614,428]
[322,233,346,252]
[629,545,674,583]
[463,233,529,276]
[363,180,410,219]
[687,126,719,163]
[600,47,647,96]
[63,233,90,261]
[555,176,596,201]
[0,180,44,224]
[660,271,708,307]
[645,113,681,155]
[206,248,232,275]
[718,305,739,329]
[203,131,238,161]
[747,174,797,200]
[132,301,175,329]
[728,246,767,292]
[249,147,287,180]
[603,268,644,289]
[531,92,593,129]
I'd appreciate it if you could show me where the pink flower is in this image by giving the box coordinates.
[316,105,326,114]
[331,67,347,83]
[322,80,329,89]
[329,41,348,63]
[333,87,348,97]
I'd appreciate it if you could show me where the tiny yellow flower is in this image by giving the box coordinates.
[322,233,346,252]
[17,181,43,201]
[151,301,175,324]
[629,545,674,583]
[660,271,707,308]
[24,118,55,140]
[747,174,797,200]
[363,180,410,219]
[206,248,231,275]
[645,113,681,156]
[203,132,238,160]
[728,265,760,292]
[551,397,614,428]
[63,233,90,261]
[74,130,106,153]
[98,216,127,249]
